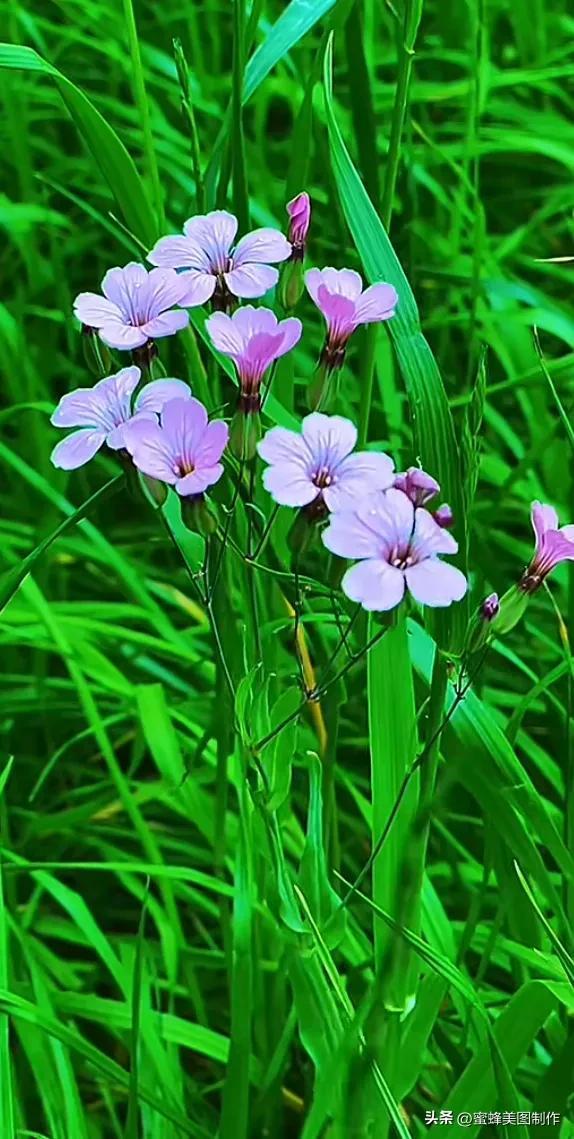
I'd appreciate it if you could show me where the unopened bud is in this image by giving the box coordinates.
[307,358,341,412]
[434,503,454,529]
[279,259,305,311]
[489,584,529,636]
[230,407,261,461]
[181,493,218,536]
[463,592,501,656]
[286,191,311,253]
[482,592,500,621]
[82,325,112,377]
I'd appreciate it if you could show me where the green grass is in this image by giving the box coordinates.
[2,0,574,1135]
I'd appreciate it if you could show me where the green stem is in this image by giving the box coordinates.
[380,0,422,231]
[358,325,379,447]
[122,0,165,232]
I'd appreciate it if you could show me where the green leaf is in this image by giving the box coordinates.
[244,0,339,102]
[0,44,157,246]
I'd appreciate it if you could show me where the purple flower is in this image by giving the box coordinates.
[434,504,454,529]
[257,413,394,512]
[394,467,440,507]
[286,192,311,257]
[305,267,398,368]
[50,368,191,470]
[520,501,574,592]
[206,306,302,406]
[74,263,189,350]
[482,593,500,620]
[123,397,228,496]
[148,210,292,308]
[322,487,467,611]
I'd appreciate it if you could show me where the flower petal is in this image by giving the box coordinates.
[321,511,383,559]
[73,292,122,328]
[410,507,458,558]
[257,425,307,468]
[178,270,217,307]
[51,390,104,429]
[50,429,106,470]
[342,559,405,611]
[233,227,292,266]
[135,378,192,413]
[101,263,147,308]
[531,501,559,546]
[262,463,317,507]
[144,267,189,314]
[356,487,415,556]
[326,450,395,511]
[176,464,224,495]
[322,267,364,299]
[141,310,189,341]
[98,322,148,349]
[147,235,206,270]
[194,419,229,466]
[206,311,246,356]
[277,317,303,355]
[224,264,279,298]
[353,282,398,324]
[124,418,178,483]
[232,305,279,339]
[161,397,209,467]
[184,210,238,270]
[405,560,467,607]
[316,287,357,336]
[301,413,358,467]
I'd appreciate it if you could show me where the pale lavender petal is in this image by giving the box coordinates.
[321,511,382,559]
[184,211,238,270]
[178,270,217,307]
[233,227,292,267]
[147,235,206,270]
[561,525,574,540]
[144,267,189,314]
[301,413,358,466]
[73,292,122,328]
[277,317,303,355]
[50,429,106,470]
[141,311,189,340]
[99,322,148,349]
[342,559,405,611]
[51,389,104,428]
[257,425,308,468]
[405,560,467,607]
[354,283,398,324]
[357,488,414,555]
[206,311,246,356]
[321,267,363,300]
[232,305,279,339]
[410,508,458,559]
[327,451,395,510]
[124,418,178,483]
[304,267,324,305]
[262,463,316,507]
[106,414,155,451]
[176,464,224,496]
[101,264,147,309]
[162,397,209,466]
[531,501,559,546]
[135,379,192,413]
[224,264,279,298]
[194,419,229,465]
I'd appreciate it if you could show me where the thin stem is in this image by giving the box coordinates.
[358,325,378,447]
[249,504,280,562]
[380,0,422,230]
[122,0,165,232]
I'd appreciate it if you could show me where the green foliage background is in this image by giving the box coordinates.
[1,0,574,1136]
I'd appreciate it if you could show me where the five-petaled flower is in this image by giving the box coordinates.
[50,368,191,470]
[123,397,228,497]
[148,209,291,310]
[286,192,311,259]
[322,487,467,611]
[520,501,574,592]
[257,413,394,513]
[305,267,398,370]
[206,306,302,411]
[74,263,189,350]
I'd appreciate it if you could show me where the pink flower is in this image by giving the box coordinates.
[520,501,574,592]
[305,267,398,368]
[148,210,292,308]
[286,192,311,257]
[393,467,439,507]
[74,263,189,350]
[206,306,302,408]
[123,397,228,497]
[322,487,467,612]
[257,413,395,512]
[50,368,191,470]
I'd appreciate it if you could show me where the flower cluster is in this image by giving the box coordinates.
[51,191,574,624]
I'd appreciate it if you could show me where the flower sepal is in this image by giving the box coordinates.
[306,360,339,413]
[279,259,305,311]
[139,473,168,509]
[230,408,261,462]
[181,493,218,536]
[488,585,529,636]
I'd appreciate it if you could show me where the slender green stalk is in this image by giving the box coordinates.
[380,0,423,230]
[357,325,379,447]
[231,0,250,232]
[121,0,165,232]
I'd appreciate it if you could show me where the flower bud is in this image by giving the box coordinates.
[279,259,305,311]
[286,192,310,256]
[488,584,529,636]
[82,325,112,377]
[230,408,261,461]
[434,503,454,529]
[306,359,341,412]
[482,592,500,621]
[463,592,501,656]
[181,494,218,536]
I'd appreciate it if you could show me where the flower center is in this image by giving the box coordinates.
[312,466,334,489]
[390,548,414,570]
[176,459,195,477]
